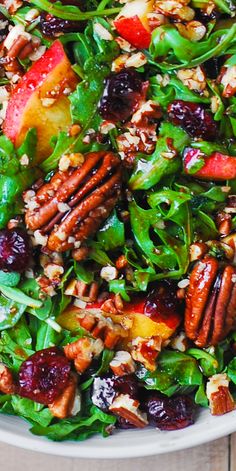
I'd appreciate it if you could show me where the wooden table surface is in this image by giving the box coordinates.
[0,434,235,471]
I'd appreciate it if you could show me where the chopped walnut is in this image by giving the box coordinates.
[206,374,235,416]
[109,394,148,428]
[110,351,136,376]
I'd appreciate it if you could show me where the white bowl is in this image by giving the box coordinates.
[0,409,235,458]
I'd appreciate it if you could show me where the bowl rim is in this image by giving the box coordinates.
[0,410,235,459]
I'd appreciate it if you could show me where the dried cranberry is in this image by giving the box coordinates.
[145,281,182,325]
[19,347,71,404]
[0,228,31,273]
[91,374,139,411]
[144,393,195,431]
[113,374,139,399]
[203,56,226,80]
[98,68,147,122]
[167,100,218,140]
[39,12,85,37]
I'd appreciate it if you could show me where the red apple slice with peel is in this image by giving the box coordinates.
[114,0,154,49]
[58,290,181,341]
[184,148,236,181]
[3,40,78,163]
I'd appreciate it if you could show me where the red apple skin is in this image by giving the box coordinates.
[114,15,151,49]
[3,40,78,162]
[184,148,236,181]
[87,294,181,331]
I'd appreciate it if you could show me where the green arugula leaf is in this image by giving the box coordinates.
[97,211,125,250]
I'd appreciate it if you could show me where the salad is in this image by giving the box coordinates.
[0,0,235,443]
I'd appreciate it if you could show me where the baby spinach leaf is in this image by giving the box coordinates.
[30,405,116,441]
[0,295,26,330]
[136,350,202,396]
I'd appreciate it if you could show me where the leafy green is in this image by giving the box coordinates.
[129,189,192,278]
[149,74,209,108]
[150,23,236,71]
[30,0,120,20]
[227,358,236,384]
[0,271,20,287]
[136,350,202,396]
[97,211,125,251]
[30,406,116,441]
[129,122,190,190]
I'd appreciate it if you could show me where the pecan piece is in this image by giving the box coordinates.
[48,373,80,419]
[109,394,148,428]
[185,256,236,347]
[63,337,104,374]
[0,363,16,394]
[206,373,235,416]
[25,151,122,252]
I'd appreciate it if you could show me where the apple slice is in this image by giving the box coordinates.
[58,292,181,342]
[114,0,154,49]
[3,40,78,163]
[184,148,236,181]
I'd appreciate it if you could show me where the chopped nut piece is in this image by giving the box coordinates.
[154,0,195,21]
[64,337,104,374]
[176,21,206,42]
[48,374,79,419]
[110,351,136,376]
[44,263,64,281]
[109,394,148,428]
[189,242,208,262]
[131,336,162,371]
[220,66,236,98]
[206,374,235,416]
[0,363,16,394]
[100,266,118,282]
[170,331,189,352]
[65,280,99,303]
[177,66,206,93]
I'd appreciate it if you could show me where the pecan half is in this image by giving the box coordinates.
[185,256,236,347]
[25,151,122,252]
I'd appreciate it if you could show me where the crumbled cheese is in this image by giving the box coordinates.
[100,266,118,282]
